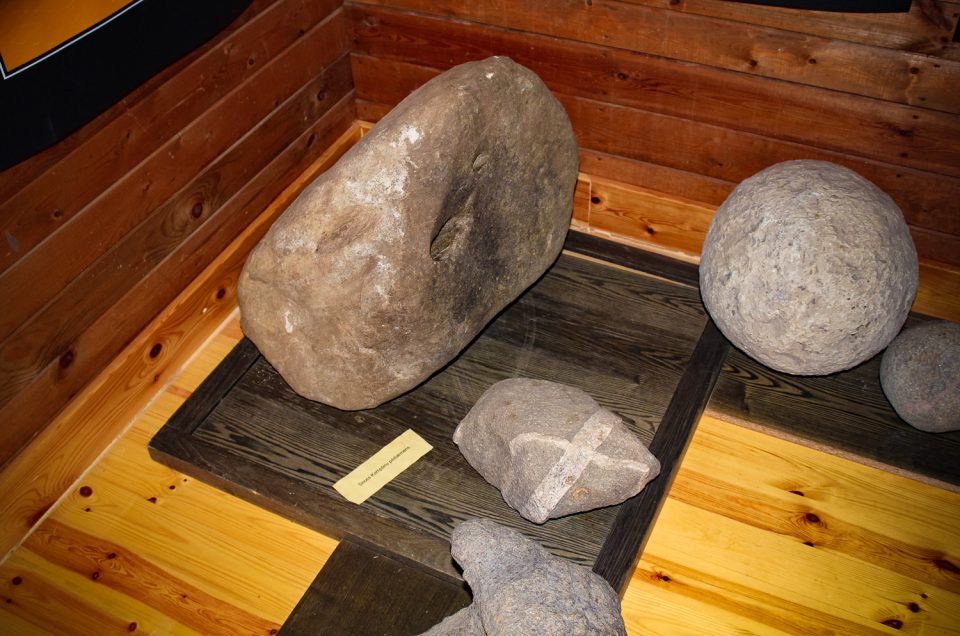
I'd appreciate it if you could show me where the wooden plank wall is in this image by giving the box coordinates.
[346,0,960,267]
[0,0,355,468]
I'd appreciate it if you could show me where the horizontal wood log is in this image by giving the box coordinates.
[579,149,733,208]
[351,6,960,179]
[348,0,960,113]
[0,9,350,347]
[586,176,715,260]
[350,56,960,266]
[619,0,960,59]
[0,0,340,274]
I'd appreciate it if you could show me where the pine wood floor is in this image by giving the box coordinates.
[1,308,957,635]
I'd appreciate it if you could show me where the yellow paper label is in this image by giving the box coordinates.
[334,429,432,504]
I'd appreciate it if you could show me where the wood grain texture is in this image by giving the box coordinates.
[280,540,470,636]
[5,313,957,634]
[0,63,355,467]
[0,0,281,206]
[0,124,361,558]
[0,331,339,635]
[578,148,734,209]
[149,247,709,580]
[0,4,354,467]
[708,314,960,490]
[0,9,350,345]
[351,5,960,180]
[348,0,960,113]
[594,320,729,592]
[623,414,960,635]
[1,155,958,633]
[619,0,960,59]
[0,0,340,274]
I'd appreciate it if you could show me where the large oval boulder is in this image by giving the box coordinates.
[700,160,918,375]
[238,57,578,409]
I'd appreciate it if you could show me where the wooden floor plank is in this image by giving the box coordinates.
[4,309,959,634]
[0,123,362,561]
[708,318,960,490]
[623,415,960,635]
[1,326,339,634]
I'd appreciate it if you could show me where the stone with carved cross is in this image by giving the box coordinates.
[453,378,660,524]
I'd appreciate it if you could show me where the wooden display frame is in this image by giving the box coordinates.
[149,233,728,594]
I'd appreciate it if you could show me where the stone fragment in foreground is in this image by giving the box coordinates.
[421,518,626,636]
[237,56,578,409]
[453,378,661,524]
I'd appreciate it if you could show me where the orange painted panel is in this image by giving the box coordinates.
[0,0,140,74]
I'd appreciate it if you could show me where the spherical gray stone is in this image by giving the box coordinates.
[700,160,918,375]
[880,320,960,433]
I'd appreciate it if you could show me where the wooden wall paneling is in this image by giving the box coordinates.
[348,0,960,113]
[0,8,351,349]
[354,98,392,123]
[587,176,715,260]
[619,0,960,59]
[578,149,733,208]
[0,0,283,204]
[0,0,341,274]
[0,52,352,409]
[0,66,355,467]
[349,54,960,266]
[0,124,363,557]
[351,6,960,179]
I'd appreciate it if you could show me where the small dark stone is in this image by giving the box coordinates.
[421,519,626,635]
[880,320,960,432]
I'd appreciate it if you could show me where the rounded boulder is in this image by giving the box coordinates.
[699,160,918,375]
[880,320,960,433]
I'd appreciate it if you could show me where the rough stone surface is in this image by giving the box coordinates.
[238,56,578,409]
[700,160,918,375]
[453,378,661,524]
[421,604,484,635]
[421,519,626,636]
[880,320,960,433]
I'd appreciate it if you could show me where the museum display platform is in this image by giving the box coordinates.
[147,232,959,634]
